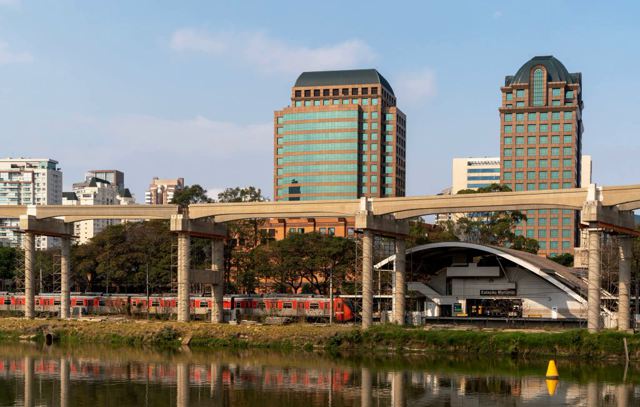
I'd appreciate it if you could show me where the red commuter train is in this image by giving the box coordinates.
[0,292,355,322]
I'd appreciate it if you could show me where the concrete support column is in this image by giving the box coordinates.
[23,356,33,407]
[211,239,224,323]
[177,233,191,322]
[360,367,372,407]
[60,358,70,407]
[60,237,71,319]
[393,238,406,325]
[24,232,36,319]
[361,230,374,329]
[618,236,633,331]
[587,229,602,333]
[176,362,189,407]
[391,371,405,407]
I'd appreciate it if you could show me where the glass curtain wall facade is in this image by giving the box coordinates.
[499,56,583,256]
[274,69,406,201]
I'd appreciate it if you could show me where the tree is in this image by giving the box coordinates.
[548,253,574,267]
[0,247,17,280]
[454,183,539,253]
[170,184,212,207]
[408,218,459,248]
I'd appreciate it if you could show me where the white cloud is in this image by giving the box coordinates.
[169,28,376,74]
[0,41,32,65]
[393,69,437,105]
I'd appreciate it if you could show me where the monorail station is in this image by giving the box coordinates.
[375,242,612,326]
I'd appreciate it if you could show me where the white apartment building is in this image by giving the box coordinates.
[63,175,136,244]
[0,158,62,249]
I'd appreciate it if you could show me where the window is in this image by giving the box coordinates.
[540,124,548,132]
[552,100,561,106]
[371,112,378,119]
[295,101,302,107]
[540,135,548,143]
[562,229,572,238]
[527,183,536,190]
[538,230,547,238]
[540,113,548,121]
[551,124,560,132]
[551,147,560,156]
[552,88,562,97]
[516,113,524,121]
[563,159,572,167]
[551,135,560,144]
[551,159,560,168]
[515,148,524,156]
[528,113,537,121]
[563,147,572,156]
[516,101,525,107]
[526,229,534,238]
[550,217,559,226]
[515,171,524,180]
[564,111,572,120]
[503,172,512,180]
[563,135,572,143]
[527,159,536,168]
[506,92,513,100]
[532,69,544,106]
[566,90,574,99]
[504,148,512,157]
[516,125,524,133]
[503,160,512,169]
[515,184,524,191]
[515,160,524,168]
[563,182,573,188]
[563,124,572,132]
[539,147,548,156]
[516,89,525,97]
[563,170,572,179]
[551,171,559,179]
[372,98,378,105]
[552,112,560,120]
[527,124,536,132]
[504,136,513,144]
[527,148,536,156]
[527,171,536,179]
[551,182,560,189]
[539,171,548,179]
[516,136,525,144]
[527,136,536,144]
[504,125,513,133]
[539,183,548,189]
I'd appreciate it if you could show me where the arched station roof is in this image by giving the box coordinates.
[374,241,597,303]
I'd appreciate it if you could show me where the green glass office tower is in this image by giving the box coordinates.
[274,69,406,201]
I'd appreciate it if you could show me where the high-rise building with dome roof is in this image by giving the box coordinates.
[499,56,584,256]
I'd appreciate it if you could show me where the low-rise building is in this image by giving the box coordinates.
[145,177,184,205]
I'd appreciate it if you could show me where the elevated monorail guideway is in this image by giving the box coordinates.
[5,183,640,332]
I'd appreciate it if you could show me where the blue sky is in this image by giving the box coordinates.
[0,0,639,200]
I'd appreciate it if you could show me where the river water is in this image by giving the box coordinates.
[0,343,637,406]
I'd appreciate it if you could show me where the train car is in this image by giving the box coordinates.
[1,292,355,322]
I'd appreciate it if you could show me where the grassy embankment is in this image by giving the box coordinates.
[0,318,638,360]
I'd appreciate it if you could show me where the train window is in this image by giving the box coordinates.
[3,299,9,305]
[54,300,61,306]
[199,301,208,308]
[309,303,319,310]
[283,302,292,309]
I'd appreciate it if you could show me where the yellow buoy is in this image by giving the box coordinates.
[546,379,558,396]
[545,359,559,379]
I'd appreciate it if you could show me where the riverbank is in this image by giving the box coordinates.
[0,318,638,360]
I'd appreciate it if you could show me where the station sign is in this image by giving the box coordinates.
[479,289,517,296]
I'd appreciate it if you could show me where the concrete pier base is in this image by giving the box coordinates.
[60,237,71,319]
[362,230,374,329]
[618,237,633,331]
[177,233,191,322]
[211,239,224,323]
[393,239,406,325]
[587,229,602,333]
[24,232,35,319]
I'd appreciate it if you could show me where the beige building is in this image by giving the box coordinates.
[145,177,184,205]
[451,157,501,194]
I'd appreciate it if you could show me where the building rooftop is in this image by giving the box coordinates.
[505,56,581,86]
[62,192,78,201]
[294,69,394,96]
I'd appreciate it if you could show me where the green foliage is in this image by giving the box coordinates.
[454,184,539,253]
[548,253,574,267]
[0,247,17,280]
[170,184,212,207]
[254,232,355,294]
[407,218,459,248]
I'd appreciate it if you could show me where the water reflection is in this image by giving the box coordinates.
[0,343,637,406]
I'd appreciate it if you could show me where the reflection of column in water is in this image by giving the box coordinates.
[177,363,189,407]
[617,384,629,407]
[210,363,223,400]
[586,381,598,407]
[24,356,34,407]
[60,358,70,407]
[391,371,405,407]
[361,367,372,407]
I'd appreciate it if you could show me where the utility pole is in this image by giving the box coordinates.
[329,268,334,325]
[146,263,150,320]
